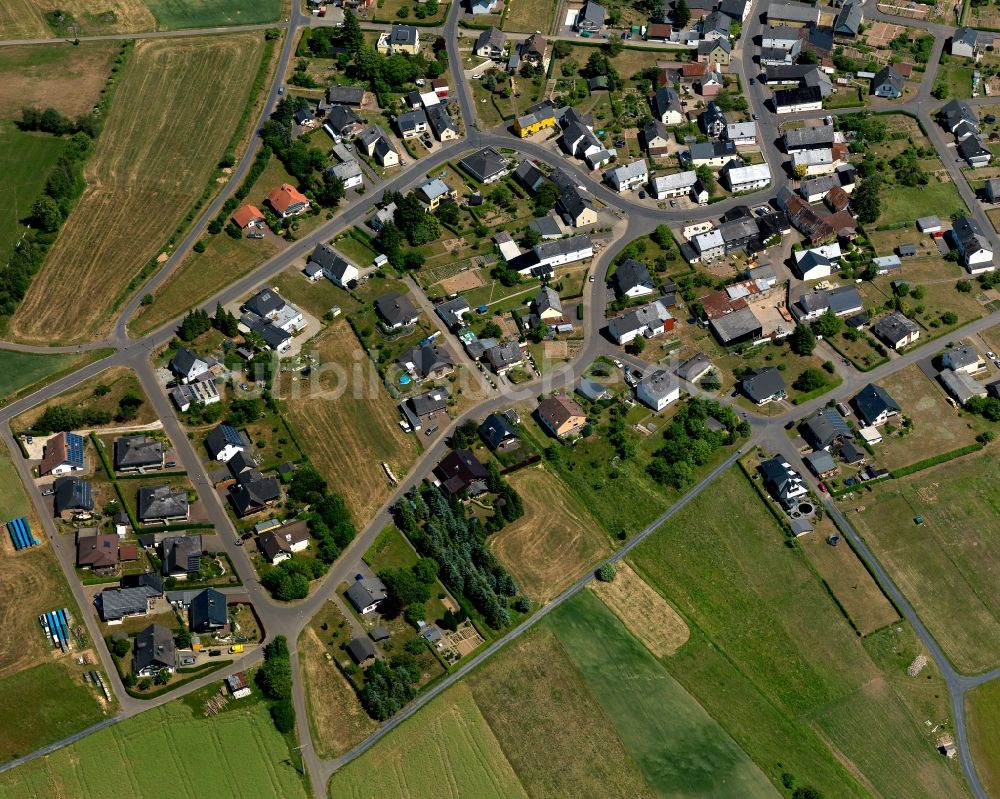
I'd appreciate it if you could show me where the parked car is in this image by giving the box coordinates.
[181,657,196,665]
[208,650,222,657]
[424,424,439,436]
[165,461,176,468]
[589,275,595,282]
[41,488,54,496]
[818,482,827,493]
[988,350,997,359]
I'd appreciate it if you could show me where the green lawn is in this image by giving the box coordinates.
[145,0,282,28]
[0,122,66,263]
[935,59,974,100]
[0,348,110,403]
[0,662,105,763]
[878,178,968,225]
[0,693,308,798]
[628,467,969,799]
[851,449,1000,674]
[548,591,778,798]
[967,680,1000,799]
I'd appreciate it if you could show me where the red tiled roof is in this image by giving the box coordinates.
[40,432,69,476]
[266,184,308,215]
[118,543,138,561]
[682,62,708,77]
[647,23,672,37]
[231,204,264,229]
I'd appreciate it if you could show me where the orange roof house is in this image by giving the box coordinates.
[536,393,587,439]
[231,204,265,229]
[266,184,310,218]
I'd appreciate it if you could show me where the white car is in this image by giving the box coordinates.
[614,359,623,369]
[988,350,997,359]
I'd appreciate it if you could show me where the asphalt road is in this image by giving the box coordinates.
[2,1,1000,796]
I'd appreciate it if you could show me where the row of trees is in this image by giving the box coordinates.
[647,399,749,489]
[257,636,296,733]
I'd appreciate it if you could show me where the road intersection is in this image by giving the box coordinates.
[2,1,1000,797]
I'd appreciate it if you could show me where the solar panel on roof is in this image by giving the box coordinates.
[220,424,243,446]
[66,433,84,467]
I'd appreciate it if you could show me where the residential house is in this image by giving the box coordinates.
[952,215,995,272]
[532,285,564,322]
[675,352,713,383]
[347,636,377,664]
[479,413,519,451]
[76,532,120,570]
[395,108,429,139]
[958,133,992,168]
[375,292,419,329]
[650,170,700,200]
[521,33,547,65]
[636,370,681,411]
[642,120,671,158]
[189,588,227,634]
[700,10,730,41]
[426,104,459,141]
[373,135,401,167]
[40,431,85,477]
[96,584,158,624]
[266,183,310,218]
[804,449,838,478]
[529,213,565,240]
[160,535,203,579]
[557,184,599,227]
[762,25,804,52]
[576,379,609,402]
[986,178,1000,202]
[53,476,93,517]
[376,24,420,55]
[134,624,176,677]
[646,22,673,41]
[356,124,387,156]
[759,456,808,507]
[871,65,905,98]
[346,577,387,614]
[687,140,738,167]
[308,243,358,288]
[605,160,648,193]
[722,160,771,192]
[700,102,728,137]
[328,160,363,190]
[536,394,587,438]
[612,259,654,299]
[138,485,189,524]
[783,123,835,153]
[942,344,985,374]
[514,160,547,193]
[475,27,506,59]
[325,85,365,106]
[607,300,674,344]
[460,147,509,184]
[400,386,449,431]
[434,449,489,495]
[800,407,853,450]
[293,105,316,127]
[169,347,211,384]
[435,296,470,330]
[113,435,163,473]
[793,243,840,279]
[513,101,557,138]
[325,105,365,141]
[833,0,863,37]
[698,69,724,97]
[871,310,920,350]
[725,120,757,145]
[697,38,731,67]
[485,341,524,374]
[742,367,786,404]
[229,470,280,517]
[205,424,249,462]
[774,85,823,114]
[256,520,311,565]
[791,285,863,321]
[767,1,819,25]
[231,204,264,231]
[370,202,397,233]
[952,27,994,58]
[939,368,989,405]
[397,343,455,382]
[576,0,606,32]
[417,178,456,211]
[652,85,684,126]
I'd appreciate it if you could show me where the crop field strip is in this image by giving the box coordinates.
[967,680,1000,799]
[490,463,610,603]
[8,33,265,344]
[280,319,420,526]
[852,448,1000,674]
[0,701,309,798]
[628,467,969,799]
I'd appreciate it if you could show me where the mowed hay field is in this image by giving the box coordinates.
[852,448,1000,673]
[0,348,110,403]
[490,463,610,604]
[281,320,420,525]
[328,683,529,799]
[966,680,1000,799]
[0,0,155,39]
[876,365,989,470]
[590,561,690,658]
[550,591,778,799]
[299,624,377,759]
[145,0,283,28]
[0,42,119,119]
[0,699,309,798]
[800,518,898,636]
[629,468,969,799]
[8,34,265,344]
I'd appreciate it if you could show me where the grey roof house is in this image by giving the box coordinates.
[134,623,176,676]
[741,367,786,404]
